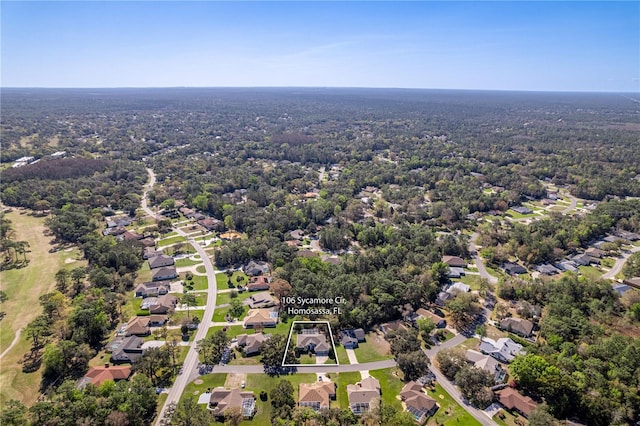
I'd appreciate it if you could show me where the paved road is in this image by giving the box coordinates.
[602,246,640,280]
[562,193,578,215]
[211,359,397,374]
[423,333,498,426]
[144,168,220,426]
[469,233,498,285]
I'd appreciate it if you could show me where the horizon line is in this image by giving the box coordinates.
[1,86,639,95]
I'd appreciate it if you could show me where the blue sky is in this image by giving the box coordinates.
[2,1,638,92]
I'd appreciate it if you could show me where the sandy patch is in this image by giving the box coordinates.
[64,258,76,264]
[224,372,246,388]
[194,379,204,385]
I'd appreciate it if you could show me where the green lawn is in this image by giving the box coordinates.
[353,341,393,363]
[180,373,228,404]
[185,274,209,291]
[137,262,152,283]
[195,265,206,274]
[216,289,254,306]
[207,325,250,339]
[0,211,87,405]
[506,209,534,219]
[212,305,235,322]
[244,373,317,425]
[600,257,615,268]
[157,235,187,247]
[369,368,403,409]
[493,409,525,426]
[579,265,602,280]
[426,383,482,425]
[457,337,480,351]
[216,271,249,291]
[169,309,205,325]
[175,257,203,267]
[334,372,361,408]
[334,345,350,365]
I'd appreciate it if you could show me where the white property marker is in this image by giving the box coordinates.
[281,320,340,367]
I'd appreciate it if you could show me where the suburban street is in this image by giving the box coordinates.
[469,232,498,285]
[602,245,640,280]
[211,359,398,374]
[143,168,220,426]
[423,333,498,426]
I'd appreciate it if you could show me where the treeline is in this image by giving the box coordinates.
[499,274,640,425]
[480,199,640,265]
[0,158,146,213]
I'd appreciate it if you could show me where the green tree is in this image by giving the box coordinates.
[181,292,198,320]
[270,380,295,420]
[0,400,27,426]
[435,348,467,380]
[229,298,245,319]
[396,350,431,381]
[622,252,640,278]
[454,366,494,408]
[170,397,211,426]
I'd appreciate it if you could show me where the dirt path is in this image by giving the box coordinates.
[0,328,22,360]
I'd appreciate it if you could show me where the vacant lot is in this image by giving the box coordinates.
[0,210,86,405]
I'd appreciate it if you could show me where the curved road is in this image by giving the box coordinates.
[469,233,498,285]
[143,169,219,426]
[602,246,640,280]
[0,328,23,360]
[561,193,578,215]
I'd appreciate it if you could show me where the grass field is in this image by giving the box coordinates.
[175,257,202,267]
[0,210,87,406]
[216,289,254,306]
[334,345,350,364]
[195,265,206,274]
[334,371,361,408]
[157,235,187,247]
[353,341,393,363]
[216,271,248,291]
[186,274,209,291]
[426,383,482,425]
[369,368,403,409]
[579,265,603,280]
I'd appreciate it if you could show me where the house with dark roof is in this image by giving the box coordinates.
[197,217,222,231]
[586,247,606,258]
[339,328,366,349]
[624,277,640,289]
[152,266,178,282]
[511,206,533,215]
[77,363,132,388]
[442,256,466,267]
[299,381,336,411]
[106,217,133,228]
[119,231,144,241]
[572,253,596,266]
[143,247,162,260]
[612,284,633,297]
[347,377,381,415]
[499,318,534,337]
[503,263,527,275]
[208,388,256,419]
[447,267,465,278]
[109,336,144,363]
[140,294,178,314]
[236,333,271,356]
[535,264,560,276]
[148,254,175,269]
[400,381,438,424]
[496,388,537,418]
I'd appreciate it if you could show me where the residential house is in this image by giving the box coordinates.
[339,328,366,349]
[400,381,438,424]
[299,381,336,411]
[244,261,270,276]
[243,308,278,328]
[140,294,178,314]
[236,333,271,356]
[208,388,256,419]
[134,281,171,298]
[623,277,640,289]
[347,377,381,414]
[139,237,156,248]
[415,309,446,328]
[442,256,466,267]
[557,260,578,272]
[447,267,465,278]
[77,363,132,388]
[572,253,596,266]
[503,263,527,275]
[465,350,507,384]
[448,282,470,295]
[435,291,452,307]
[143,247,162,260]
[290,229,305,240]
[586,247,606,258]
[511,206,533,215]
[499,318,534,338]
[297,331,330,356]
[124,316,151,336]
[379,319,408,335]
[246,275,270,292]
[103,226,126,237]
[152,266,178,282]
[247,292,277,309]
[106,217,132,228]
[198,217,222,231]
[496,388,537,418]
[535,264,560,276]
[148,254,175,269]
[479,338,524,363]
[109,336,144,363]
[119,231,144,241]
[612,284,633,297]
